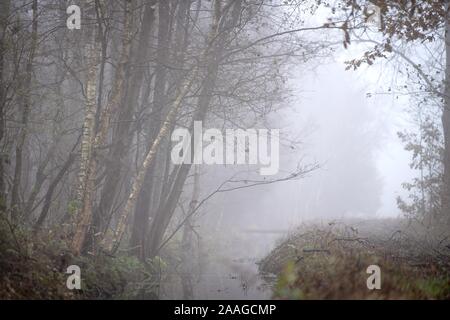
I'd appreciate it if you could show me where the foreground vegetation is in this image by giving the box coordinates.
[3,215,449,300]
[0,216,164,299]
[259,219,450,299]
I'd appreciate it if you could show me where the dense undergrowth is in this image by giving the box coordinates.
[259,219,450,299]
[0,216,161,299]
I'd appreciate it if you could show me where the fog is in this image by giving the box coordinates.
[197,53,414,228]
[169,47,419,299]
[1,0,448,301]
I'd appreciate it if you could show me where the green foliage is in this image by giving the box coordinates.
[415,277,450,299]
[273,262,304,299]
[67,200,79,216]
[0,216,76,299]
[75,255,147,299]
[397,116,443,221]
[0,216,162,299]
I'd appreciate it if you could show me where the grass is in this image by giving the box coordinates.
[259,219,450,299]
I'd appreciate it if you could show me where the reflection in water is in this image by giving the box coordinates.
[193,254,274,299]
[163,228,281,299]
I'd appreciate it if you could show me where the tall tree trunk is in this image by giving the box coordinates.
[0,0,11,211]
[442,3,450,222]
[145,104,211,258]
[23,142,57,219]
[90,0,156,252]
[11,0,38,219]
[103,66,199,252]
[129,160,156,258]
[33,140,79,231]
[130,0,198,260]
[181,166,200,300]
[71,0,134,255]
[70,36,100,255]
[130,0,173,259]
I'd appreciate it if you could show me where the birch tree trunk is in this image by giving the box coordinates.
[94,0,156,246]
[71,0,134,255]
[103,68,199,252]
[146,60,219,257]
[70,38,100,255]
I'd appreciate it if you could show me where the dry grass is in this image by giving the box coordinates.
[259,219,450,299]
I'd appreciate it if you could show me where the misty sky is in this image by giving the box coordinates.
[291,49,415,219]
[198,49,416,239]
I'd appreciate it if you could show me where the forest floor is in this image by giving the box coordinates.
[259,218,450,299]
[0,215,157,299]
